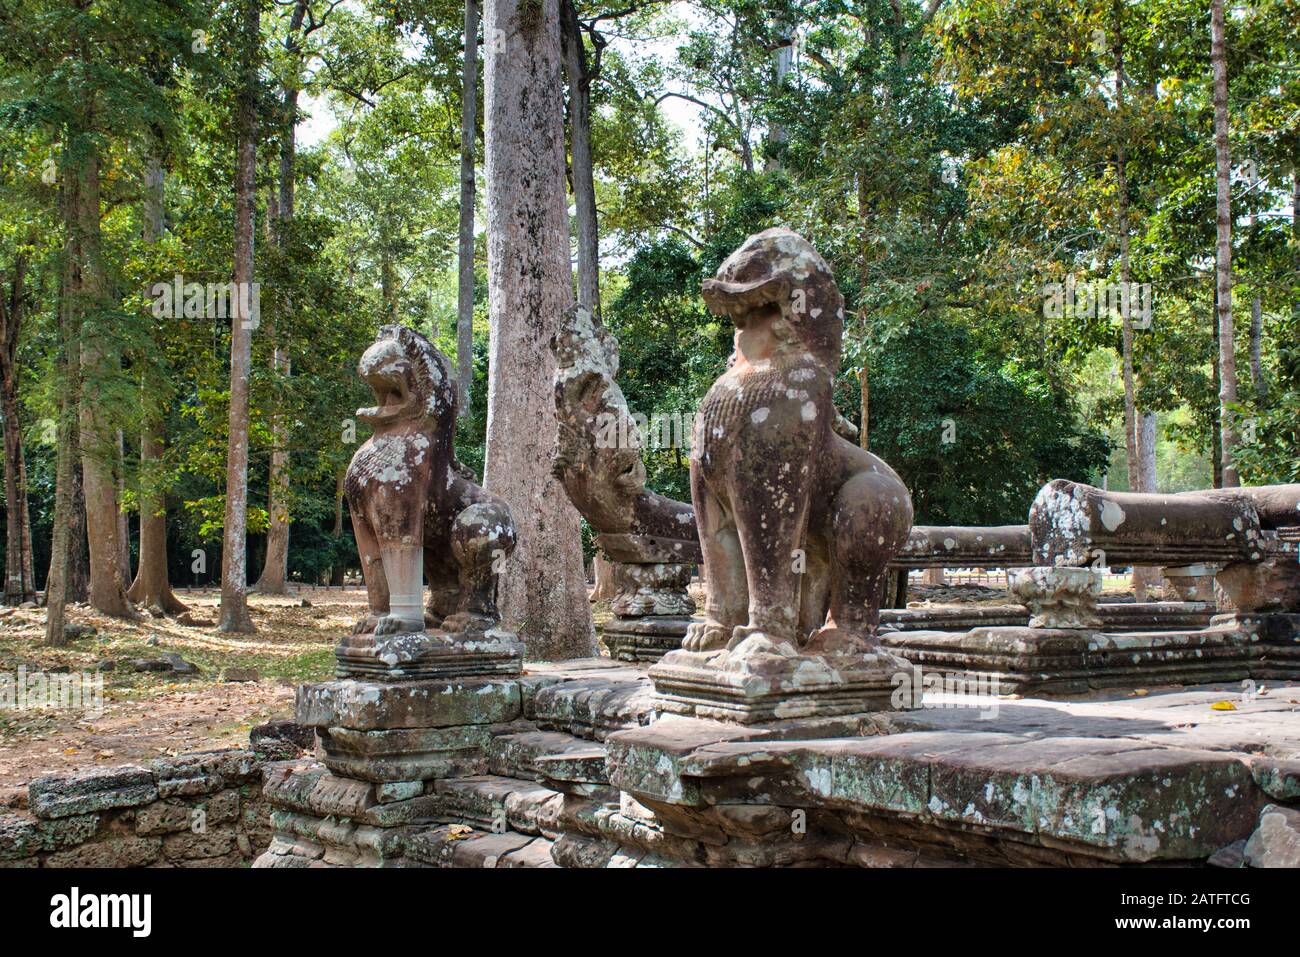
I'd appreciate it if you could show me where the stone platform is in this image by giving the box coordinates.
[252,657,1300,868]
[881,601,1218,634]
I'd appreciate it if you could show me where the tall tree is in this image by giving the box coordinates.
[127,133,187,615]
[0,240,35,603]
[483,0,595,659]
[256,0,319,595]
[456,0,479,415]
[1211,0,1240,486]
[218,0,261,633]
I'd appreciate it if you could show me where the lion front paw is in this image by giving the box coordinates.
[374,614,424,637]
[353,613,383,635]
[802,625,874,657]
[684,621,729,652]
[727,626,798,659]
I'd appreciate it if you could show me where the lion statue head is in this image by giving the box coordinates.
[356,324,456,429]
[701,227,844,374]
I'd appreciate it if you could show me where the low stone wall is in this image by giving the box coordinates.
[0,724,308,868]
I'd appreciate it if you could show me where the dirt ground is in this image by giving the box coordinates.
[0,587,359,794]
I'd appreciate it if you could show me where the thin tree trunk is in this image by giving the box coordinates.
[562,0,600,321]
[68,442,89,603]
[1,248,34,603]
[1114,14,1141,503]
[218,0,260,633]
[1211,288,1223,488]
[47,142,86,644]
[46,382,78,644]
[483,0,595,659]
[1133,412,1160,600]
[1249,295,1263,400]
[456,0,479,416]
[1211,0,1240,487]
[116,428,130,588]
[858,365,869,450]
[764,19,794,171]
[127,138,187,615]
[18,444,33,593]
[329,468,345,586]
[256,0,308,595]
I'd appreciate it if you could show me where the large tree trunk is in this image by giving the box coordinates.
[590,553,616,602]
[1211,0,1240,487]
[483,0,595,659]
[561,0,599,321]
[1,247,35,604]
[74,129,134,617]
[218,0,260,633]
[456,0,479,416]
[255,0,308,596]
[128,141,187,615]
[129,420,187,614]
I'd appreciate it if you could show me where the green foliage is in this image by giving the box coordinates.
[856,316,1111,524]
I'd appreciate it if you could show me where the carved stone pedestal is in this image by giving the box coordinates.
[1162,564,1218,602]
[600,560,695,662]
[1214,552,1300,679]
[650,646,918,724]
[603,614,695,662]
[334,626,524,680]
[1009,566,1102,630]
[254,667,526,867]
[884,565,1267,694]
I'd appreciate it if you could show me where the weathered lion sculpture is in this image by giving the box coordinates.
[343,324,515,641]
[685,228,914,664]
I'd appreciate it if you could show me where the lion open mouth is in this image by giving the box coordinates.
[358,371,413,422]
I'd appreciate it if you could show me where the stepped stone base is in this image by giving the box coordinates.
[334,627,524,680]
[250,657,1300,868]
[881,601,1217,634]
[650,647,918,723]
[884,615,1300,695]
[601,615,691,662]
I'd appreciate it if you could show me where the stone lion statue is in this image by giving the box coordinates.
[684,228,914,664]
[343,324,516,640]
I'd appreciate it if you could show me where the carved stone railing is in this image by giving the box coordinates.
[891,525,1033,569]
[1029,479,1299,568]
